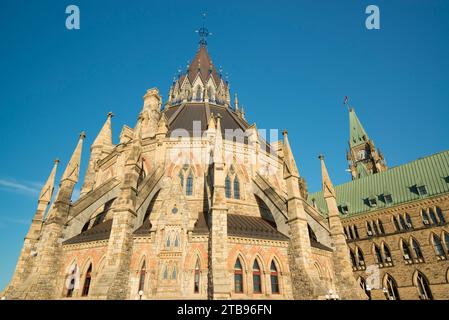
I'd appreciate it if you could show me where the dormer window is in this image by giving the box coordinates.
[384,194,393,205]
[417,185,428,196]
[339,204,349,215]
[368,197,377,207]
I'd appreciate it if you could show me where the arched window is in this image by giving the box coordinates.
[411,238,424,260]
[138,261,146,292]
[421,209,430,226]
[432,234,445,257]
[234,258,244,293]
[405,213,413,229]
[344,226,350,240]
[194,259,200,294]
[384,275,400,300]
[349,249,357,268]
[392,216,401,231]
[163,264,168,279]
[252,260,262,294]
[399,215,408,230]
[186,172,193,196]
[353,225,360,239]
[401,239,412,261]
[356,247,365,267]
[382,243,393,263]
[374,244,384,265]
[415,272,433,300]
[233,176,240,200]
[378,220,385,235]
[82,264,92,297]
[66,265,77,298]
[372,221,380,235]
[444,232,449,253]
[429,208,438,225]
[172,265,177,279]
[174,232,180,248]
[166,233,171,248]
[270,260,280,294]
[436,207,445,224]
[349,227,355,240]
[359,277,371,300]
[366,222,373,236]
[225,175,231,199]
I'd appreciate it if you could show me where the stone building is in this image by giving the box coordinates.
[310,109,449,300]
[2,31,448,300]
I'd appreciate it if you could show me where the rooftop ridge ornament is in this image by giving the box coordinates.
[196,13,212,47]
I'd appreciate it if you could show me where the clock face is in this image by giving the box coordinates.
[357,150,367,160]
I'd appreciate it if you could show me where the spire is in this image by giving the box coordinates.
[234,93,239,111]
[349,108,368,147]
[282,130,300,178]
[38,159,59,203]
[319,155,336,199]
[92,112,113,147]
[60,132,85,183]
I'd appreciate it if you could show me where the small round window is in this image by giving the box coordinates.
[172,207,178,214]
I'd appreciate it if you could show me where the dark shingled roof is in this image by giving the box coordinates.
[63,219,113,245]
[133,218,152,236]
[227,214,289,241]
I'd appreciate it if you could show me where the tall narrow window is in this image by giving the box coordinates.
[163,264,168,279]
[186,172,193,196]
[399,215,408,230]
[384,275,400,300]
[252,260,262,293]
[383,243,393,263]
[174,233,180,248]
[415,272,433,300]
[166,233,171,248]
[374,245,383,265]
[356,247,365,267]
[372,221,380,235]
[393,216,401,231]
[67,278,75,298]
[225,176,231,199]
[194,259,200,294]
[138,261,146,292]
[234,258,244,293]
[344,227,349,240]
[412,238,424,260]
[353,225,360,239]
[233,176,240,200]
[429,208,438,225]
[444,232,449,253]
[401,239,412,261]
[378,220,385,235]
[359,277,371,300]
[436,207,445,224]
[350,249,357,268]
[432,234,446,257]
[349,227,355,240]
[81,264,92,297]
[270,261,280,294]
[172,265,177,279]
[422,210,430,226]
[405,213,413,229]
[367,222,373,236]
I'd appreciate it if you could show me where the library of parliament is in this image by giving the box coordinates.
[2,27,448,300]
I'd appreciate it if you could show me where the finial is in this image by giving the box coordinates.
[282,129,288,136]
[215,113,222,119]
[107,112,114,118]
[54,158,60,164]
[196,13,212,47]
[319,154,324,160]
[80,131,86,139]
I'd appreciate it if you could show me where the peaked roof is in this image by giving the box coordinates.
[349,108,369,147]
[309,149,449,217]
[186,46,221,84]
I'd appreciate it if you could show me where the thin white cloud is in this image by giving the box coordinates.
[0,179,40,196]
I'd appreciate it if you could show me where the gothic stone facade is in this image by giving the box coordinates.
[2,43,448,301]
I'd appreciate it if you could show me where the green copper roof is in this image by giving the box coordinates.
[356,162,369,178]
[349,108,368,147]
[309,149,449,217]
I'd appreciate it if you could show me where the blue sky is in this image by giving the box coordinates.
[0,0,448,290]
